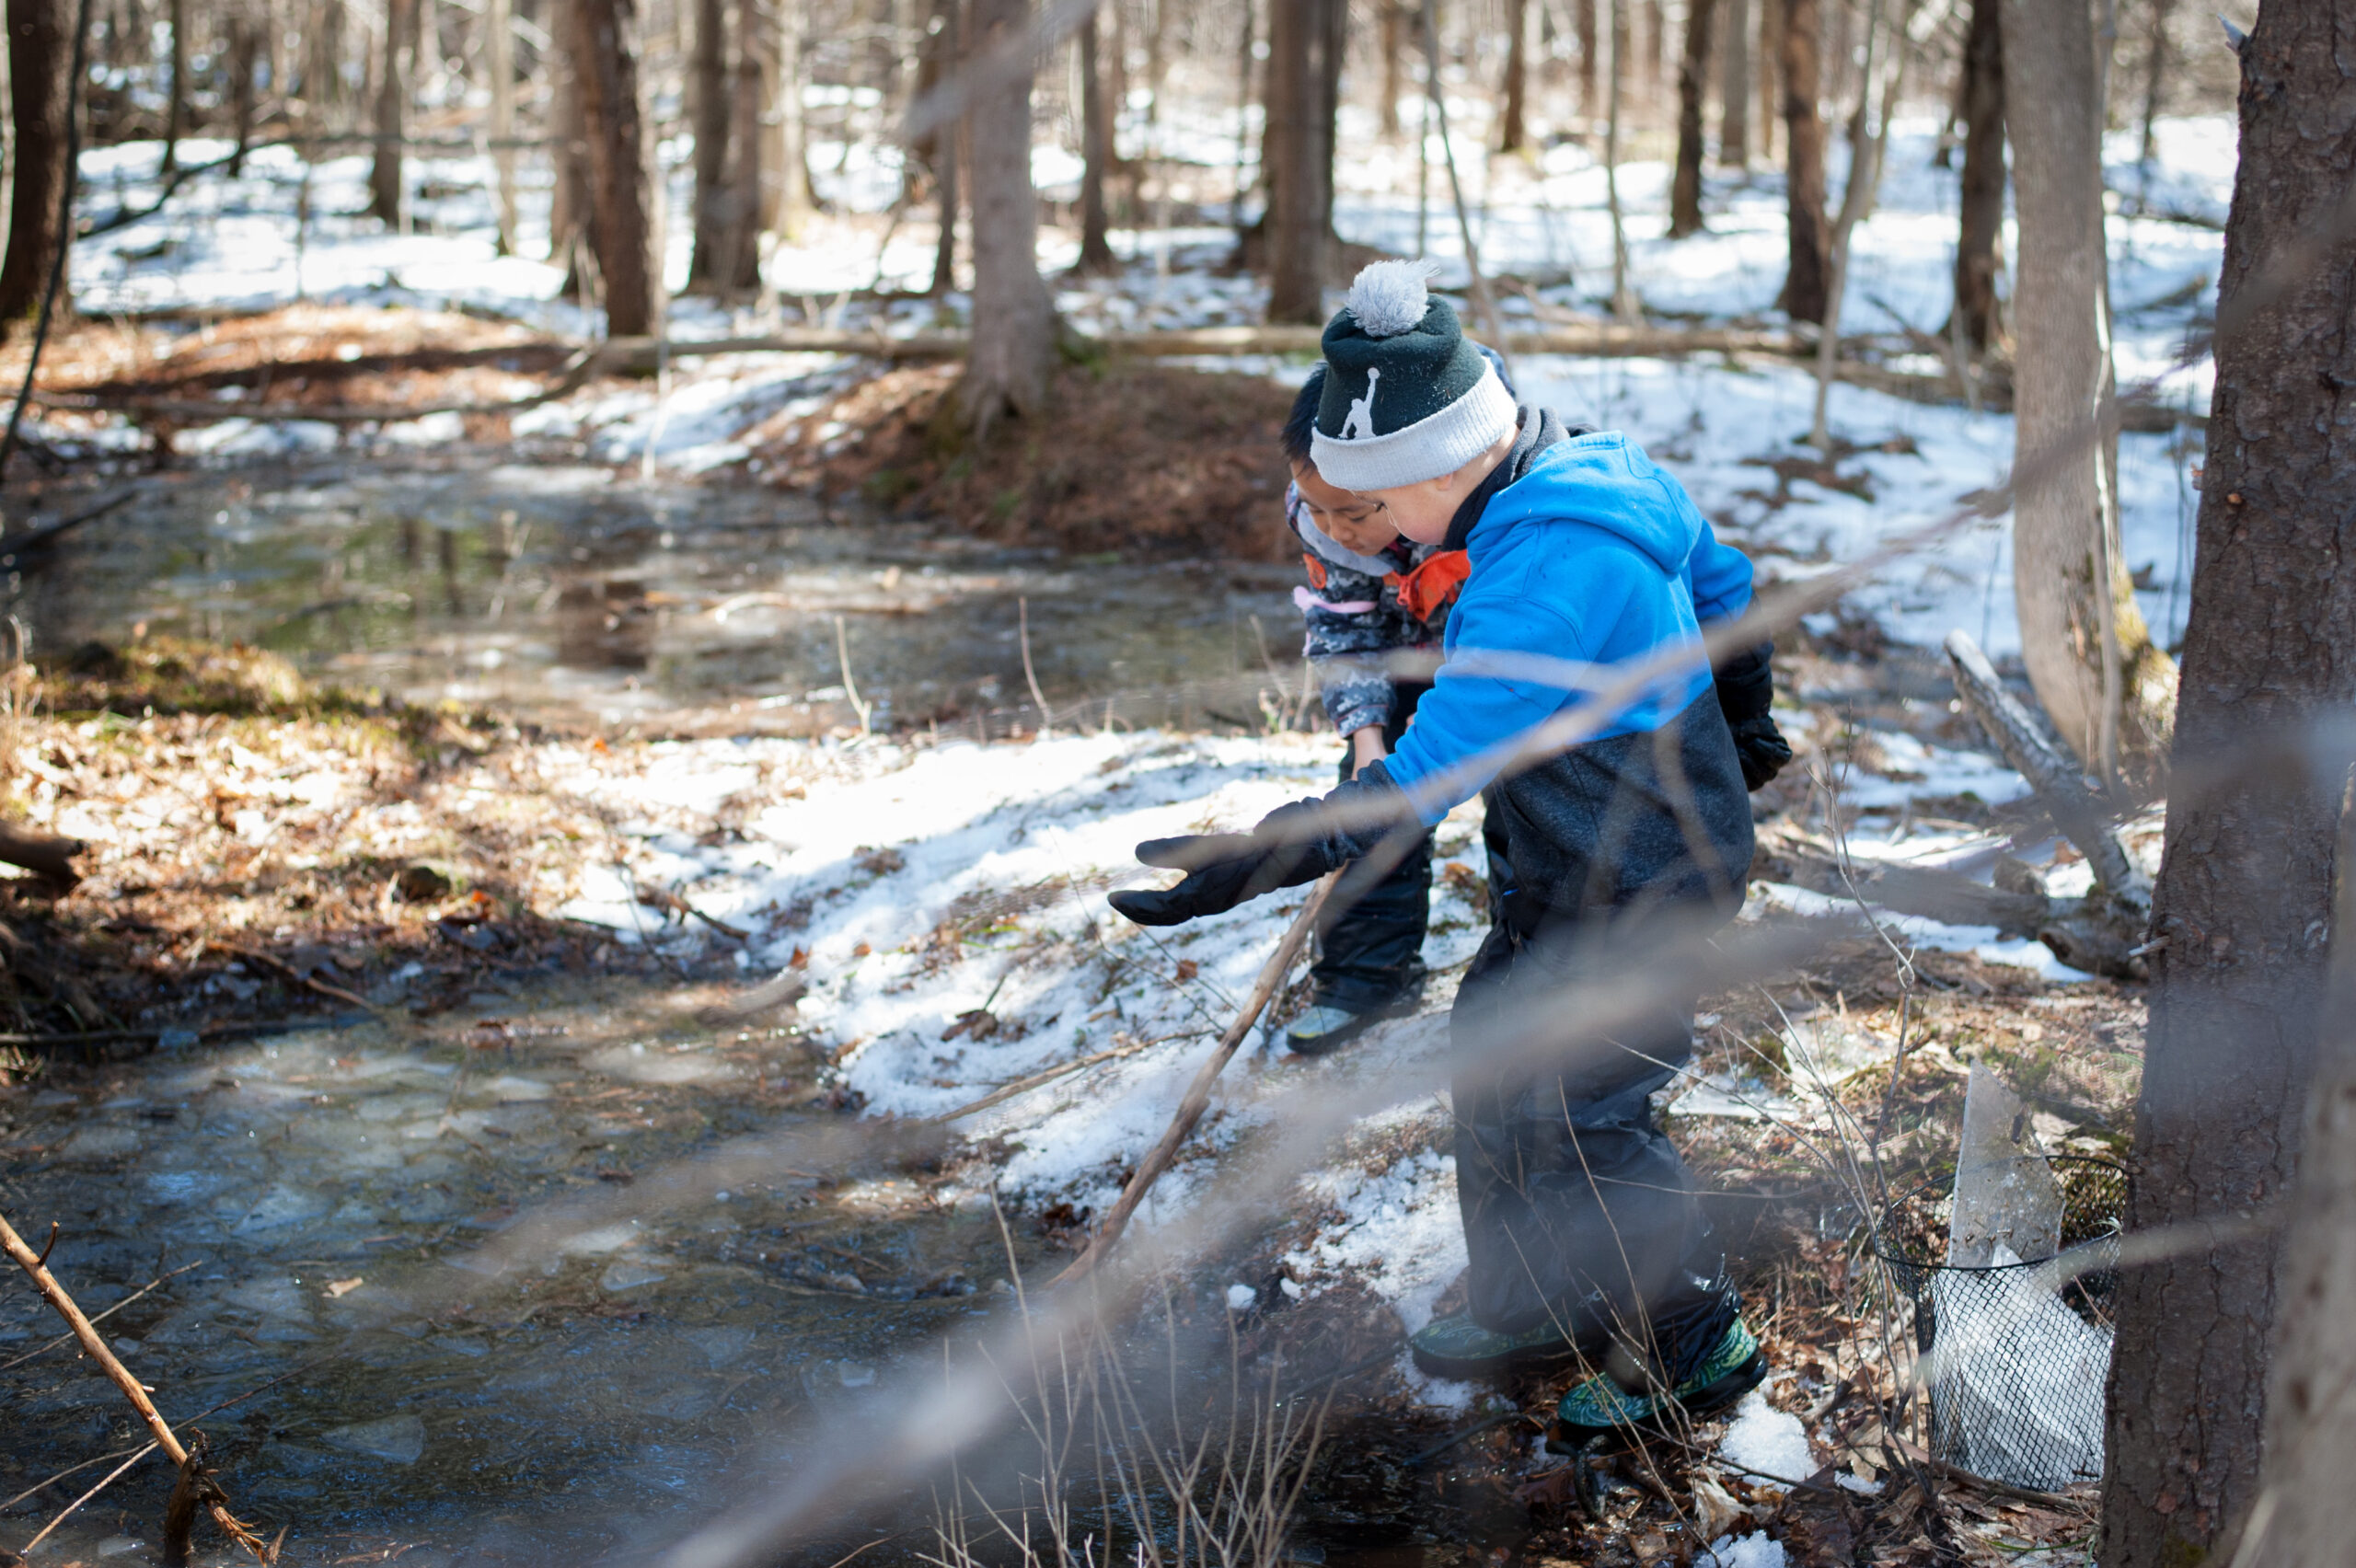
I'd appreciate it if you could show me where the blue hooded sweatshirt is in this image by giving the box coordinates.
[1371,415,1757,936]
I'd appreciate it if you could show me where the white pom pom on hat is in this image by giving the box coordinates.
[1343,259,1441,339]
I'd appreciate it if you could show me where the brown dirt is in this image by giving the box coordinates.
[756,361,1299,562]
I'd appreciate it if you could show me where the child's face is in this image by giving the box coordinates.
[1351,478,1456,547]
[1291,461,1399,555]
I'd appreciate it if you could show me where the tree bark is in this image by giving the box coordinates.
[369,0,414,225]
[1379,0,1405,137]
[162,0,186,171]
[686,0,732,287]
[1950,0,2003,351]
[549,0,595,287]
[756,0,809,242]
[567,0,657,336]
[1074,8,1114,271]
[718,9,765,290]
[1669,0,1717,236]
[1264,0,1344,323]
[2103,6,2356,1562]
[1500,0,1529,153]
[1576,0,1598,118]
[957,0,1057,436]
[2001,0,2175,783]
[2138,0,2173,169]
[0,0,76,330]
[228,13,257,175]
[490,0,516,252]
[1757,0,1780,163]
[1779,0,1828,322]
[918,0,960,294]
[1718,0,1750,169]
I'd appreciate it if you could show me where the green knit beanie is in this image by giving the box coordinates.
[1310,260,1516,490]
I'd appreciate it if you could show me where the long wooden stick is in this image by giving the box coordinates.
[1053,873,1338,1285]
[0,1210,266,1560]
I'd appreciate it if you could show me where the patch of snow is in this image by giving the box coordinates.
[1696,1534,1787,1568]
[1718,1389,1814,1489]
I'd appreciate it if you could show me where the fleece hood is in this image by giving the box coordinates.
[1469,432,1713,579]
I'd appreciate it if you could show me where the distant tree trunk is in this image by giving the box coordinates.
[0,0,76,329]
[1669,0,1717,236]
[1074,8,1115,271]
[162,0,187,172]
[687,0,732,288]
[1644,0,1665,85]
[228,13,257,175]
[489,0,516,252]
[1576,0,1598,117]
[1500,0,1529,152]
[2002,0,2174,783]
[1779,0,1828,322]
[568,0,657,335]
[550,0,595,286]
[1379,0,1405,136]
[714,5,765,290]
[1951,0,2003,350]
[2103,9,2356,1565]
[1718,0,1750,169]
[1265,0,1344,323]
[369,0,413,225]
[958,0,1057,436]
[757,0,810,242]
[1756,0,1780,162]
[2138,0,2173,169]
[919,0,960,293]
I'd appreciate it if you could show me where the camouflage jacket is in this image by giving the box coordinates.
[1285,482,1472,738]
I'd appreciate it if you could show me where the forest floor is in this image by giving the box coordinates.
[0,112,2237,1568]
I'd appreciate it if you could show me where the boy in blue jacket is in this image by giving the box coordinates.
[1112,261,1790,1441]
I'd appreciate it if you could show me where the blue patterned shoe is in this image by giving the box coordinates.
[1546,1317,1765,1449]
[1283,1003,1380,1057]
[1409,1309,1580,1380]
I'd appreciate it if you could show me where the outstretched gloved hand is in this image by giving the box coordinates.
[1108,768,1410,928]
[1714,641,1794,791]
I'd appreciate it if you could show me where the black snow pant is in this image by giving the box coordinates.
[1310,682,1437,1014]
[1449,917,1736,1383]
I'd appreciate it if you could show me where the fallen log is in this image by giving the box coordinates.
[0,823,83,893]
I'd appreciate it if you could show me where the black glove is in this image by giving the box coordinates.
[1715,641,1793,791]
[1108,767,1409,928]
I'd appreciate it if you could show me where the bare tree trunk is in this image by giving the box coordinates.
[0,0,75,329]
[1718,0,1750,169]
[687,0,731,287]
[1605,0,1634,317]
[162,0,186,172]
[1949,0,2003,350]
[1779,0,1828,322]
[1265,0,1343,323]
[2104,10,2356,1564]
[550,0,594,284]
[2001,0,2174,782]
[1644,0,1664,86]
[756,0,808,242]
[369,0,412,225]
[490,0,516,252]
[1756,0,1779,162]
[228,11,257,175]
[1808,0,1908,446]
[1669,0,1716,235]
[958,0,1057,436]
[2138,0,2172,170]
[568,0,657,335]
[918,0,960,293]
[1500,0,1529,152]
[1576,0,1597,118]
[1074,7,1114,271]
[1379,0,1404,136]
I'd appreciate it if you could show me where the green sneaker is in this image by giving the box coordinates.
[1545,1317,1765,1450]
[1409,1309,1580,1380]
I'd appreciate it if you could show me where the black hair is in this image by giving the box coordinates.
[1279,365,1326,466]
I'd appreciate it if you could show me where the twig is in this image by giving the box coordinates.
[17,1441,160,1556]
[209,940,383,1015]
[834,616,873,736]
[1018,596,1051,738]
[0,1258,201,1370]
[0,1210,270,1560]
[1052,873,1338,1285]
[635,883,750,939]
[923,1029,1209,1125]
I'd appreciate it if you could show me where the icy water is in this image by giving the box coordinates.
[1,972,1055,1565]
[6,460,1303,733]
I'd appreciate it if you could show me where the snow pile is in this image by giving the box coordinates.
[1696,1535,1787,1568]
[1719,1390,1815,1489]
[1927,1245,2113,1490]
